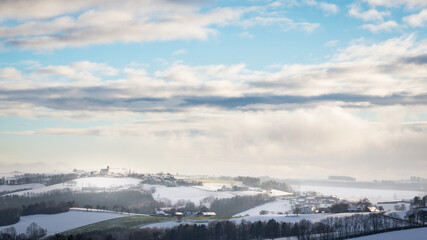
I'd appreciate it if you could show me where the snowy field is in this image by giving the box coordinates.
[193,182,235,192]
[377,202,411,212]
[7,177,142,196]
[291,185,424,203]
[234,199,292,217]
[144,184,260,206]
[232,212,371,224]
[273,227,427,240]
[0,183,45,194]
[0,209,127,236]
[350,227,427,240]
[6,177,263,206]
[141,212,372,230]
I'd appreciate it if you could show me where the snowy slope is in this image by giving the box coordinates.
[234,199,292,217]
[145,184,260,206]
[5,177,262,207]
[232,212,371,225]
[8,177,142,196]
[350,227,427,240]
[291,185,424,203]
[377,202,411,212]
[0,209,126,236]
[0,183,45,194]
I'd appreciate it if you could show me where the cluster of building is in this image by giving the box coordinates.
[87,166,200,187]
[291,195,340,214]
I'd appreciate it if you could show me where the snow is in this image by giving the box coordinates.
[234,199,292,217]
[0,183,45,194]
[6,177,261,207]
[291,185,424,203]
[268,189,293,197]
[7,177,142,196]
[145,184,260,206]
[377,202,410,211]
[385,210,408,219]
[0,209,126,236]
[142,220,210,229]
[193,183,234,191]
[350,227,427,240]
[232,212,370,224]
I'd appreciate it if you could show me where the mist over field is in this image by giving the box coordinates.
[0,0,426,239]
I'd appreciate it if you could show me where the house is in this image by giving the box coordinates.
[200,212,217,217]
[300,206,316,214]
[368,206,380,212]
[100,166,110,176]
[153,209,170,216]
[5,177,18,185]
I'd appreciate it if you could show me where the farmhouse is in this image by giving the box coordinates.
[100,166,110,176]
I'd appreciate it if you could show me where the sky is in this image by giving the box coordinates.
[0,0,426,181]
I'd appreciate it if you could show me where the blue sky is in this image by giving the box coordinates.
[0,0,426,180]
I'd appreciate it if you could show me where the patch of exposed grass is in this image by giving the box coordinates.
[59,216,175,236]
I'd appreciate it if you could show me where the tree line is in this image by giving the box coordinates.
[0,173,79,186]
[0,190,160,227]
[233,177,293,193]
[0,222,47,240]
[45,213,418,240]
[0,201,74,227]
[210,194,270,216]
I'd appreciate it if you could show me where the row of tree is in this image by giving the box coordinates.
[46,213,416,240]
[0,201,74,227]
[0,173,78,186]
[0,190,161,226]
[0,222,47,240]
[233,176,293,193]
[209,194,270,216]
[0,190,156,212]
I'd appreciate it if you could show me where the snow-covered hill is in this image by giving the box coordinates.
[0,209,126,236]
[0,183,45,194]
[6,177,262,206]
[291,184,424,203]
[234,199,292,217]
[143,184,261,206]
[233,212,371,225]
[7,177,142,196]
[350,227,427,240]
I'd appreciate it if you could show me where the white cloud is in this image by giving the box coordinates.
[0,67,22,81]
[0,1,319,50]
[238,17,320,33]
[238,31,254,38]
[361,20,399,33]
[35,61,119,83]
[0,35,426,114]
[348,4,390,21]
[304,0,339,14]
[0,1,246,50]
[362,0,427,7]
[2,106,427,179]
[403,9,427,27]
[324,40,338,47]
[172,49,188,56]
[1,35,427,179]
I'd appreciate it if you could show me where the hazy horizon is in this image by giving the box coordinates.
[1,0,426,181]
